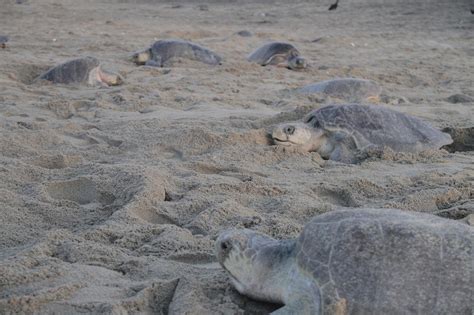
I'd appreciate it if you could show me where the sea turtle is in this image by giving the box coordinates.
[236,30,253,37]
[132,39,222,67]
[271,104,452,163]
[216,208,473,314]
[298,78,382,103]
[442,126,474,152]
[37,56,122,86]
[247,42,307,70]
[0,35,8,49]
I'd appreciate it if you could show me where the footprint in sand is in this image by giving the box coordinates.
[29,154,82,169]
[46,177,115,205]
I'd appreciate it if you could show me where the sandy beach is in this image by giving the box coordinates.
[0,0,473,313]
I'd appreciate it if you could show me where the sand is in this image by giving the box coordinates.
[0,0,473,313]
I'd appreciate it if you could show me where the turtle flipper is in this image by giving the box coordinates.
[329,143,356,163]
[272,279,322,315]
[145,60,161,67]
[145,55,162,67]
[271,296,321,315]
[265,54,288,66]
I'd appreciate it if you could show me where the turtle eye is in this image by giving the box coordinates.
[221,240,231,251]
[284,126,295,135]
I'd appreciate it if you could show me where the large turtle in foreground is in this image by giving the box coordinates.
[248,42,307,70]
[216,208,473,314]
[37,57,122,86]
[271,104,452,163]
[298,78,382,102]
[132,39,222,67]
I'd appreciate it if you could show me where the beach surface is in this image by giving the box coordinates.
[0,0,473,313]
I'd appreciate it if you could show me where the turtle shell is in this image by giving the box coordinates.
[295,208,473,314]
[298,78,382,102]
[303,104,452,152]
[39,56,100,84]
[150,39,222,66]
[247,42,299,65]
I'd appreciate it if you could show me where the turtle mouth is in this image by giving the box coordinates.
[223,268,247,294]
[290,63,306,70]
[273,138,295,146]
[220,258,249,294]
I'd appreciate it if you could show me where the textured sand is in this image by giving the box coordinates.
[0,0,473,314]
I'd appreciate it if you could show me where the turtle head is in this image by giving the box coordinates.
[216,229,292,303]
[271,122,325,152]
[88,66,123,87]
[132,49,152,65]
[288,56,307,70]
[98,68,123,86]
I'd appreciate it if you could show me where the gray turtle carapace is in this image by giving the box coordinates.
[132,39,222,67]
[298,78,382,103]
[216,208,473,314]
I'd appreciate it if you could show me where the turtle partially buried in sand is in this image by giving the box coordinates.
[271,104,452,163]
[298,78,382,102]
[132,39,222,67]
[37,56,122,86]
[248,42,307,70]
[216,208,473,314]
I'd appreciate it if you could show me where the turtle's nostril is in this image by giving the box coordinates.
[285,126,295,135]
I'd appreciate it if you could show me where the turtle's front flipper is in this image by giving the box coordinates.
[145,60,161,67]
[329,144,356,163]
[272,277,322,315]
[266,54,288,66]
[271,295,321,315]
[145,55,162,67]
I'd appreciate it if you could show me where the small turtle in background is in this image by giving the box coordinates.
[132,39,222,67]
[236,30,253,37]
[271,104,452,163]
[216,208,473,314]
[298,78,382,103]
[0,35,9,49]
[37,57,122,86]
[247,42,307,70]
[328,0,338,10]
[442,126,474,152]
